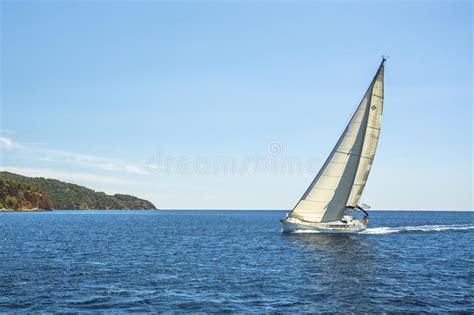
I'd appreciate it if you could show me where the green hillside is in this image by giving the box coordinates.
[0,172,157,210]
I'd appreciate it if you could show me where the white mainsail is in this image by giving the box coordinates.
[289,59,385,223]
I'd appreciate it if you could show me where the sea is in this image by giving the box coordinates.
[0,210,472,313]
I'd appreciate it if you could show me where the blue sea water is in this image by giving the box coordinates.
[0,210,473,313]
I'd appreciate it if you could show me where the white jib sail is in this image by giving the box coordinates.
[289,59,385,223]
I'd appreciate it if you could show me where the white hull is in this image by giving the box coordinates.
[282,217,366,233]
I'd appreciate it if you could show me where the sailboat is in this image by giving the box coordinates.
[281,58,386,233]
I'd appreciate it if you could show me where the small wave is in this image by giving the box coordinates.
[362,224,474,235]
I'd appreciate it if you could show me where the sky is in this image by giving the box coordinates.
[0,0,472,210]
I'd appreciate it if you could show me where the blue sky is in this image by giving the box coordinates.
[1,1,472,210]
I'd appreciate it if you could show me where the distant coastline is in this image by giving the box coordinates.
[0,171,157,211]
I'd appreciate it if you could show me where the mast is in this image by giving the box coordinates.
[288,59,385,223]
